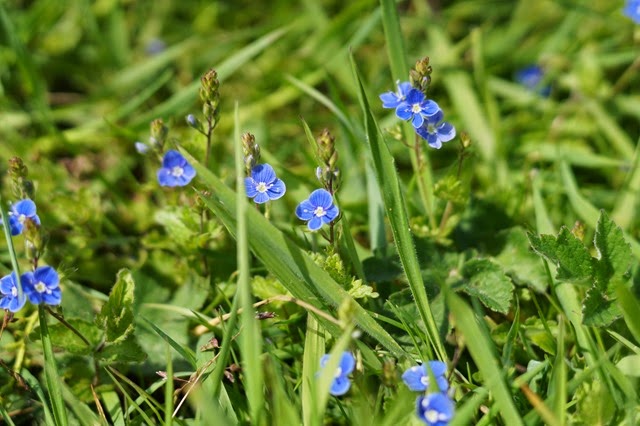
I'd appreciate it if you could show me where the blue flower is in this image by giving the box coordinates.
[380,81,413,109]
[5,199,41,236]
[0,272,26,312]
[319,351,355,396]
[416,109,456,149]
[515,65,550,96]
[402,361,449,392]
[157,150,196,187]
[624,0,640,24]
[23,266,62,306]
[396,89,440,128]
[295,189,339,231]
[245,164,286,204]
[416,393,455,426]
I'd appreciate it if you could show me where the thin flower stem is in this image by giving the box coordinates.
[438,144,468,235]
[411,132,437,229]
[45,306,92,347]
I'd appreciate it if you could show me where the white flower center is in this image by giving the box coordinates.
[334,367,342,378]
[18,214,27,224]
[256,182,270,193]
[11,286,17,297]
[427,123,436,133]
[314,206,326,217]
[411,103,422,113]
[171,166,184,177]
[425,410,441,423]
[420,375,430,386]
[34,281,48,294]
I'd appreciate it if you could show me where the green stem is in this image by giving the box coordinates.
[38,304,68,426]
[0,195,22,298]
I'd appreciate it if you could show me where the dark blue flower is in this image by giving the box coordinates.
[416,393,455,426]
[157,150,196,187]
[624,0,640,23]
[0,272,26,312]
[402,361,449,392]
[396,89,440,128]
[319,351,355,396]
[23,266,62,306]
[515,65,551,96]
[380,81,413,109]
[244,164,286,204]
[5,199,41,236]
[416,109,456,149]
[295,189,339,231]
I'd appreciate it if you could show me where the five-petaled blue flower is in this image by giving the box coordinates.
[23,266,62,306]
[319,351,355,396]
[157,150,196,187]
[6,199,41,236]
[0,272,27,313]
[416,393,455,426]
[395,89,440,128]
[245,164,286,204]
[380,81,413,109]
[624,0,640,24]
[295,189,339,231]
[416,109,457,149]
[402,361,449,392]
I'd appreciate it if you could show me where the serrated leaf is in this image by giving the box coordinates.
[593,210,632,291]
[528,228,593,283]
[31,319,102,355]
[459,258,513,314]
[582,287,621,327]
[495,227,548,293]
[94,334,147,364]
[96,269,136,343]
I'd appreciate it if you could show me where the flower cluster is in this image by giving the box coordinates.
[402,361,455,426]
[380,79,456,149]
[0,266,62,313]
[624,0,640,24]
[318,351,355,396]
[6,199,40,236]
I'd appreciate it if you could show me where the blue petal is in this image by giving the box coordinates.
[339,352,355,375]
[308,189,334,210]
[13,199,37,217]
[251,164,277,184]
[395,105,413,121]
[181,163,197,181]
[416,393,455,424]
[402,366,427,391]
[411,113,424,128]
[426,133,442,149]
[323,204,339,222]
[157,169,177,187]
[427,361,447,377]
[267,179,286,200]
[295,200,316,220]
[436,122,456,143]
[34,266,59,288]
[329,376,351,396]
[43,287,62,305]
[428,109,444,125]
[416,124,431,140]
[397,81,413,97]
[422,100,440,117]
[380,92,400,109]
[405,89,425,103]
[2,293,26,312]
[245,178,258,198]
[7,216,22,235]
[135,142,150,154]
[162,150,186,168]
[253,192,270,204]
[307,216,323,231]
[0,273,17,295]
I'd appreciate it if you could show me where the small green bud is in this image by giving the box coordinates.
[242,133,260,175]
[150,119,169,150]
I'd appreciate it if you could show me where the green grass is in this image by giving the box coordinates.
[2,0,640,424]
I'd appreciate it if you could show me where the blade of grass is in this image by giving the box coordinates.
[235,102,265,423]
[444,289,523,426]
[187,155,405,358]
[164,343,174,426]
[302,315,326,426]
[612,139,640,230]
[140,317,197,369]
[350,56,446,362]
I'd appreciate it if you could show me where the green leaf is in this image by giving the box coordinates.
[528,228,593,283]
[32,319,102,355]
[615,355,640,377]
[582,287,621,327]
[95,334,147,364]
[96,269,136,343]
[459,258,513,314]
[592,210,632,291]
[494,227,548,293]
